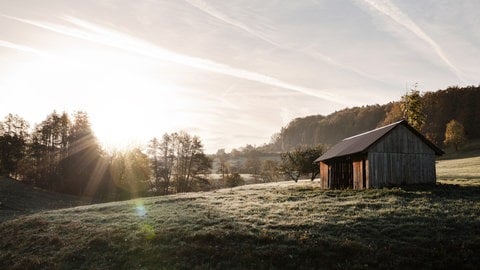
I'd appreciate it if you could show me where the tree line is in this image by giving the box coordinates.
[213,85,474,185]
[0,111,213,201]
[0,110,324,200]
[2,85,474,200]
[0,111,104,197]
[266,85,479,151]
[212,144,325,187]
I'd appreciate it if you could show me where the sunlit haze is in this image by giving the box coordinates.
[1,0,480,153]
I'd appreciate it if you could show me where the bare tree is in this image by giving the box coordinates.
[261,159,280,183]
[149,132,211,193]
[216,149,230,181]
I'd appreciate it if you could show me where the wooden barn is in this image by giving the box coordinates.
[314,120,444,189]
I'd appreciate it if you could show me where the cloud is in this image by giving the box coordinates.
[2,14,347,105]
[303,46,393,85]
[359,0,464,81]
[186,1,392,89]
[0,39,43,55]
[184,0,279,47]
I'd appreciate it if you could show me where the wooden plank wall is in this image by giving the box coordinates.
[368,125,437,188]
[365,159,369,189]
[352,159,363,189]
[368,153,436,187]
[319,162,329,189]
[369,125,434,154]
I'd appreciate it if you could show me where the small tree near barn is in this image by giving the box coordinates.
[280,145,325,182]
[401,84,426,131]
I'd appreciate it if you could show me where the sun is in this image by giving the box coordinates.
[3,47,189,150]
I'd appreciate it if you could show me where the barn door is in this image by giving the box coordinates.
[331,159,353,189]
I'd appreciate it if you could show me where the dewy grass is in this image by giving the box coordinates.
[0,158,478,269]
[1,178,479,269]
[437,156,480,180]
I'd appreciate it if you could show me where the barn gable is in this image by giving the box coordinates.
[315,120,444,189]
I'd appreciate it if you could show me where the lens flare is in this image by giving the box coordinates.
[132,200,156,240]
[134,200,147,218]
[140,224,156,240]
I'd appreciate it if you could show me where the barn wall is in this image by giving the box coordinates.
[365,157,373,188]
[319,162,329,189]
[369,125,434,155]
[368,153,436,187]
[368,125,437,188]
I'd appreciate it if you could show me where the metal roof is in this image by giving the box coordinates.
[314,120,444,162]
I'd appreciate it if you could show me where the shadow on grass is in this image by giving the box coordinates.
[2,183,480,270]
[112,186,480,269]
[391,183,480,202]
[114,215,480,269]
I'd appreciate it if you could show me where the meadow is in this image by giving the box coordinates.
[0,156,479,269]
[437,155,480,182]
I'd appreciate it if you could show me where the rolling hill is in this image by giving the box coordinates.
[266,86,480,151]
[0,177,85,222]
[1,161,479,269]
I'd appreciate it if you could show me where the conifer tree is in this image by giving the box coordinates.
[401,84,426,131]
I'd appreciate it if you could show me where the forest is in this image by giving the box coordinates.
[0,85,479,201]
[0,111,213,201]
[265,85,480,151]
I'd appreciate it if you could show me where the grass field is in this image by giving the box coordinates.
[0,155,479,269]
[437,156,480,181]
[0,177,85,222]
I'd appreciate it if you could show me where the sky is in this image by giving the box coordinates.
[1,0,480,153]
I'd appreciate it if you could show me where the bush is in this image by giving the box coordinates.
[225,173,244,187]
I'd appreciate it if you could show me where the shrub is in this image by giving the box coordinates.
[225,173,244,187]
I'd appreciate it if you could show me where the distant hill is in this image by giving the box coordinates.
[267,85,480,151]
[0,177,86,222]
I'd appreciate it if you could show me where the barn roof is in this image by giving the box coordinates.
[314,120,444,162]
